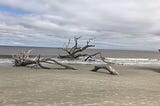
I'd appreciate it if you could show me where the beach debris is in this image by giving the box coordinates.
[90,65,118,75]
[12,50,77,70]
[39,57,77,70]
[59,37,100,61]
[11,46,118,74]
[90,53,118,75]
[12,49,34,66]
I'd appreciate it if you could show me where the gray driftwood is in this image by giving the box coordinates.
[90,53,119,75]
[59,37,99,61]
[12,50,76,70]
[91,65,118,75]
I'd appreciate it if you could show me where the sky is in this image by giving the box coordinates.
[0,0,160,51]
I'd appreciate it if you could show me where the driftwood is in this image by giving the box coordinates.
[12,48,118,75]
[12,50,35,66]
[59,37,99,60]
[90,65,118,75]
[12,50,76,70]
[84,52,101,61]
[40,57,77,70]
[90,53,119,75]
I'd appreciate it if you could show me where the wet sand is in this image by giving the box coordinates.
[0,64,160,106]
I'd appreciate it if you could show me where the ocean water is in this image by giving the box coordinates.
[0,46,159,58]
[0,46,160,65]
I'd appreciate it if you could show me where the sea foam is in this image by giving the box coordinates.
[1,57,160,66]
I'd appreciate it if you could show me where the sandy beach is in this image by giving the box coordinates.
[0,64,160,106]
[1,0,160,105]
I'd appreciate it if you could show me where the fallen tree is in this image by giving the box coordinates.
[59,37,99,61]
[11,42,118,75]
[12,50,77,70]
[12,50,118,75]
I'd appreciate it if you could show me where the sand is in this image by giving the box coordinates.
[0,64,160,106]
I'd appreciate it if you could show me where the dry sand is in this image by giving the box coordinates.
[0,64,160,106]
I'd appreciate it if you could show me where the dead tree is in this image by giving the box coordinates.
[90,53,119,75]
[59,37,99,60]
[12,50,76,70]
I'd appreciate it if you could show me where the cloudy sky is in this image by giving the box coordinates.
[0,0,159,50]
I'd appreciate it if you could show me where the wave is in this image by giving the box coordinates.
[0,59,13,64]
[105,58,160,65]
[1,57,160,66]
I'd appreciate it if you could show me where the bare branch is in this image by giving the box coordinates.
[59,37,95,60]
[66,39,71,49]
[85,52,101,61]
[59,37,95,59]
[100,53,115,65]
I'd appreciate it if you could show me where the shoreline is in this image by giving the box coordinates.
[1,57,160,66]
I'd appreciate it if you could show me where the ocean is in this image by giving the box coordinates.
[0,45,159,58]
[0,46,160,65]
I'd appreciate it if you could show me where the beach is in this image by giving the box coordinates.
[0,46,160,106]
[1,0,160,105]
[0,64,160,106]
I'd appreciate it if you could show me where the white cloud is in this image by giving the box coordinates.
[0,0,160,50]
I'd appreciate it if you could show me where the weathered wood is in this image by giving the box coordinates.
[13,59,36,66]
[36,55,51,69]
[99,53,115,65]
[85,52,101,61]
[12,50,76,70]
[59,37,97,60]
[90,65,118,75]
[89,53,118,75]
[41,58,77,70]
[12,50,36,67]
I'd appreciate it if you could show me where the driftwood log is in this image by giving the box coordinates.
[12,50,76,70]
[90,53,119,75]
[40,57,77,70]
[59,37,99,61]
[90,65,118,75]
